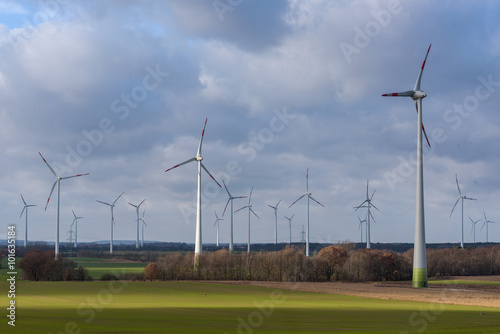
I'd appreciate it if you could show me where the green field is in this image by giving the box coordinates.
[430,279,500,286]
[1,280,499,333]
[69,257,147,279]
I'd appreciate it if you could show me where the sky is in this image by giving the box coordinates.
[1,0,500,248]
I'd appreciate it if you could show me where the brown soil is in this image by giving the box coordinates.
[211,277,500,308]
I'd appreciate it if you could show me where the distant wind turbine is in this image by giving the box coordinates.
[268,200,281,244]
[354,180,378,249]
[381,44,432,288]
[213,211,223,247]
[20,194,36,247]
[235,187,259,253]
[450,174,477,249]
[222,180,246,252]
[97,192,124,255]
[128,199,146,249]
[139,210,147,247]
[39,152,89,259]
[284,214,295,244]
[288,168,324,257]
[165,118,221,259]
[481,210,495,243]
[71,210,83,248]
[357,215,367,243]
[468,216,481,244]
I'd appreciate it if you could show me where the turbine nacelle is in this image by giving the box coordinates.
[412,91,426,100]
[196,155,203,161]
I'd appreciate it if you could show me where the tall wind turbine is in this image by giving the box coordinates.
[165,118,221,258]
[285,214,295,244]
[128,199,146,249]
[71,210,83,248]
[450,174,477,249]
[268,200,281,244]
[288,168,324,257]
[481,210,495,243]
[97,192,124,255]
[213,211,223,247]
[20,194,36,247]
[222,180,246,252]
[382,44,432,288]
[139,210,147,247]
[39,152,89,259]
[235,187,259,253]
[354,180,378,249]
[468,216,481,244]
[357,215,367,243]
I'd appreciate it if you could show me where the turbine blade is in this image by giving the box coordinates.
[276,200,281,207]
[128,202,137,208]
[306,168,309,193]
[138,199,146,208]
[370,189,376,201]
[381,91,415,97]
[165,157,196,172]
[414,43,431,91]
[484,210,487,221]
[288,194,306,208]
[222,180,233,197]
[112,192,125,205]
[371,203,380,211]
[39,152,57,177]
[63,172,90,180]
[96,200,112,206]
[200,162,222,187]
[222,199,231,217]
[20,194,27,205]
[250,208,260,219]
[415,100,431,147]
[366,180,369,199]
[20,206,26,218]
[481,221,487,231]
[309,195,325,207]
[72,210,76,218]
[235,206,248,213]
[45,180,57,211]
[449,197,460,217]
[455,174,462,196]
[370,211,376,224]
[464,196,477,201]
[197,118,208,157]
[249,187,254,203]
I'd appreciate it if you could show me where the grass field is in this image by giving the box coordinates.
[69,257,147,279]
[430,279,500,286]
[1,280,499,333]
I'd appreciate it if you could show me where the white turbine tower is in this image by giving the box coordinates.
[468,216,481,244]
[97,192,124,255]
[20,194,36,248]
[222,180,246,252]
[128,199,146,249]
[354,180,378,249]
[235,187,259,253]
[165,118,221,259]
[213,211,223,247]
[357,215,367,244]
[39,152,89,260]
[481,210,495,243]
[284,214,294,244]
[288,168,324,257]
[381,44,432,288]
[139,210,147,247]
[268,200,281,244]
[450,174,477,249]
[71,210,83,248]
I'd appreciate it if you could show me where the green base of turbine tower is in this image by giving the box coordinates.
[412,268,428,288]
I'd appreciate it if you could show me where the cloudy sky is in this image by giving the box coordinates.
[1,0,499,248]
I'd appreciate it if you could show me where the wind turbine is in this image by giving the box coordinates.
[20,194,36,247]
[468,216,481,244]
[481,210,495,243]
[222,180,246,252]
[381,44,431,288]
[268,200,281,244]
[97,192,124,255]
[235,187,259,253]
[71,210,83,248]
[128,199,146,249]
[288,168,324,257]
[139,210,147,247]
[39,152,89,260]
[450,174,477,249]
[165,118,221,259]
[357,215,367,243]
[284,214,295,244]
[213,211,223,247]
[354,180,378,249]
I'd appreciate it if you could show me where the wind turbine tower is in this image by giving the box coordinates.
[20,194,36,247]
[354,180,378,249]
[128,199,145,249]
[381,44,432,288]
[235,187,259,253]
[139,210,147,247]
[213,211,223,247]
[222,180,246,252]
[39,152,89,259]
[165,118,221,259]
[285,214,295,244]
[71,210,83,248]
[450,174,477,248]
[481,210,495,243]
[357,216,367,243]
[268,200,281,244]
[97,192,124,255]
